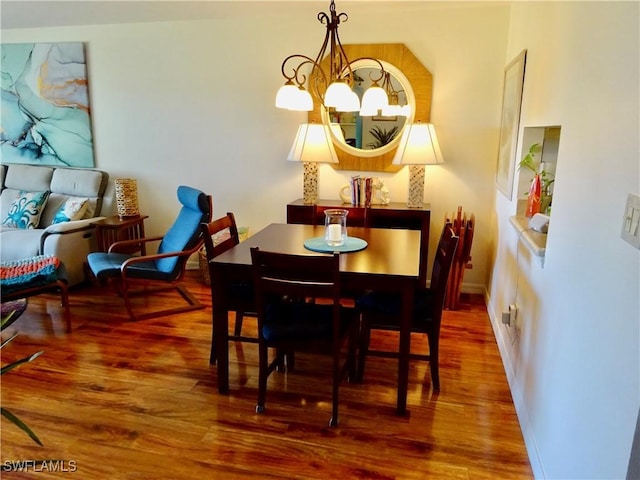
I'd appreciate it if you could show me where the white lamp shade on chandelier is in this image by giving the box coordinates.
[393,123,444,208]
[359,83,389,116]
[275,83,314,111]
[323,81,361,112]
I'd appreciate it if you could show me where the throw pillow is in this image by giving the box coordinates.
[1,190,50,229]
[51,197,89,224]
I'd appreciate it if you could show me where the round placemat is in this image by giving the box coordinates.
[303,236,368,253]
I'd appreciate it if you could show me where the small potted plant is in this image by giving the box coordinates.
[519,143,554,216]
[367,125,399,149]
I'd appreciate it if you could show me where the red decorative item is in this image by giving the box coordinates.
[526,174,542,218]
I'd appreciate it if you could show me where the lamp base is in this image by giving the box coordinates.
[407,164,425,208]
[303,162,319,205]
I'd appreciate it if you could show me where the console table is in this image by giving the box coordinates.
[287,199,431,286]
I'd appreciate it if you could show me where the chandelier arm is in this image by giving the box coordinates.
[332,28,354,87]
[348,56,387,84]
[281,54,326,89]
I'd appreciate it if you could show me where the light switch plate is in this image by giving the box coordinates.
[621,193,640,249]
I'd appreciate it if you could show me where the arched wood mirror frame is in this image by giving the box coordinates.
[308,43,432,172]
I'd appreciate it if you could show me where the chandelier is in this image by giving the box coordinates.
[378,71,411,117]
[275,0,390,114]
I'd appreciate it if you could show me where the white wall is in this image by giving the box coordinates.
[487,2,640,478]
[2,1,509,292]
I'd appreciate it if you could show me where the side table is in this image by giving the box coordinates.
[94,215,148,254]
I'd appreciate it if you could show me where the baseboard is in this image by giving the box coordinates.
[186,260,200,270]
[484,287,545,478]
[460,282,485,294]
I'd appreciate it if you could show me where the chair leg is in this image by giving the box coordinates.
[57,280,72,333]
[119,281,138,321]
[356,314,371,383]
[234,312,244,336]
[330,345,340,427]
[428,334,440,392]
[286,350,295,372]
[347,322,358,382]
[256,343,269,414]
[209,319,217,365]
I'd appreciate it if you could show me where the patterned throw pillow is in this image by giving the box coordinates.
[2,191,50,229]
[51,197,89,224]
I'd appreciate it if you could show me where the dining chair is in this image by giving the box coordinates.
[355,222,459,391]
[87,186,212,321]
[200,213,257,364]
[250,247,358,427]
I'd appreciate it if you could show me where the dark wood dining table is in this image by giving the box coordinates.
[210,222,421,415]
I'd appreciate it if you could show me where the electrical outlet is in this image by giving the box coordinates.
[622,193,640,249]
[501,311,511,325]
[509,304,518,325]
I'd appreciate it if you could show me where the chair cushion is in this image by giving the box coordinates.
[262,300,351,342]
[229,282,254,302]
[356,288,434,324]
[87,252,174,281]
[2,190,50,229]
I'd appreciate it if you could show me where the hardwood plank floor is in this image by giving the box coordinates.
[1,272,532,479]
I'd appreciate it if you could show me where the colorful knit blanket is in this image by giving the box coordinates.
[1,255,60,293]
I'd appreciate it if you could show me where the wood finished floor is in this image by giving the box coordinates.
[1,272,532,479]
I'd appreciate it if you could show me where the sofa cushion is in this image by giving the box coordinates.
[0,228,42,261]
[50,167,107,218]
[2,190,50,229]
[51,197,89,224]
[4,164,54,192]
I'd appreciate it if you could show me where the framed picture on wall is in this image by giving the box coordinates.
[495,49,527,199]
[0,42,96,167]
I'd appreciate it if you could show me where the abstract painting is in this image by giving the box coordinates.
[495,49,527,199]
[1,42,95,167]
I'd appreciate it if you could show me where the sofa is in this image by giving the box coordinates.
[1,163,109,287]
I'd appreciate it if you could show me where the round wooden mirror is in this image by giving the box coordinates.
[323,60,414,157]
[308,43,432,172]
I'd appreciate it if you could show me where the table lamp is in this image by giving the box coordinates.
[114,178,140,218]
[287,123,338,204]
[392,122,444,208]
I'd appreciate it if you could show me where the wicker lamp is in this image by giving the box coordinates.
[114,178,140,218]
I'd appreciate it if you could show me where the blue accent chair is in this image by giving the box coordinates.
[87,186,212,320]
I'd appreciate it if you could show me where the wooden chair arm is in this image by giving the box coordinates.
[108,236,163,253]
[119,240,204,280]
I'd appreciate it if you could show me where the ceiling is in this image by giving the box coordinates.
[0,1,275,29]
[0,1,476,30]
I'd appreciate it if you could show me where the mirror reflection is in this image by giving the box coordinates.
[328,67,409,151]
[308,43,431,172]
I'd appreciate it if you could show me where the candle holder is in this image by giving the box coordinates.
[324,209,348,247]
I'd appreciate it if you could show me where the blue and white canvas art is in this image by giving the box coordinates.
[1,42,95,167]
